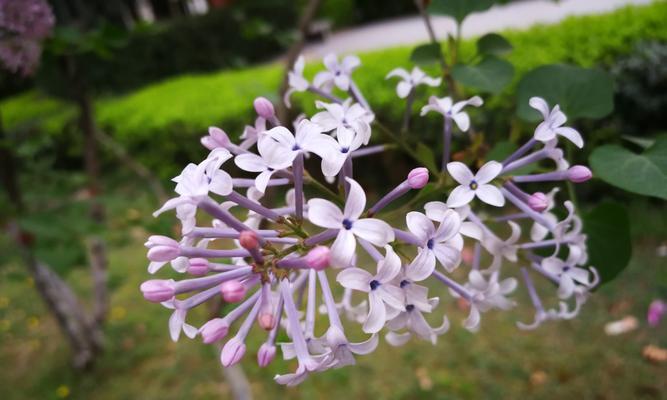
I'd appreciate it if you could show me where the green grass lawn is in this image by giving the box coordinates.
[1,190,665,399]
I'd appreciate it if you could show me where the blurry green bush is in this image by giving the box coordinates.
[2,2,667,178]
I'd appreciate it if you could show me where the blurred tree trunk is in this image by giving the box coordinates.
[276,0,322,123]
[65,56,110,328]
[0,112,102,369]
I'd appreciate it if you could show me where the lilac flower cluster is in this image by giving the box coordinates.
[141,54,598,385]
[0,0,54,76]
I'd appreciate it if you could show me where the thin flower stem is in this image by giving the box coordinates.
[401,88,416,135]
[442,117,452,171]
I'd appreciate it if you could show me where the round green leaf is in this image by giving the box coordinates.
[410,43,442,66]
[451,56,514,94]
[477,33,513,55]
[589,134,667,200]
[583,202,632,285]
[517,64,614,122]
[428,0,495,24]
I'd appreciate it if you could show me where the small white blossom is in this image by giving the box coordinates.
[446,161,505,207]
[385,66,441,98]
[420,96,483,132]
[313,53,361,92]
[529,97,584,148]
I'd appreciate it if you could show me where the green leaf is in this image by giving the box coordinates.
[415,142,438,173]
[583,202,632,285]
[451,56,514,93]
[428,0,495,24]
[517,64,614,122]
[476,33,513,55]
[410,43,442,66]
[589,134,667,199]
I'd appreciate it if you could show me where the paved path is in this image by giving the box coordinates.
[302,0,653,58]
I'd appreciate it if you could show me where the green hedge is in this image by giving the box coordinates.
[3,2,667,177]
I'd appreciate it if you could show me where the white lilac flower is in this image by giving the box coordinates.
[336,245,404,333]
[141,52,599,387]
[313,53,361,92]
[307,178,394,268]
[446,161,505,207]
[541,257,598,299]
[385,297,450,345]
[481,221,521,271]
[312,99,373,144]
[263,120,338,168]
[284,55,309,108]
[153,148,234,233]
[385,66,441,98]
[405,209,462,277]
[461,271,517,331]
[423,201,483,240]
[234,136,294,193]
[239,117,267,149]
[420,95,483,132]
[529,97,584,148]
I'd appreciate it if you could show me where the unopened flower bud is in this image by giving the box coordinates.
[253,97,275,120]
[239,230,259,250]
[199,318,230,344]
[146,235,180,262]
[221,280,247,303]
[461,246,474,266]
[201,127,231,150]
[527,192,549,213]
[567,166,592,183]
[257,342,276,367]
[140,279,175,303]
[407,167,429,189]
[187,258,209,276]
[257,312,275,331]
[305,246,331,270]
[220,337,246,367]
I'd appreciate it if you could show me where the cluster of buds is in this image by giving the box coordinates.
[141,54,598,385]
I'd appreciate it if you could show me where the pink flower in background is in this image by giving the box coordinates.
[648,300,666,327]
[0,0,54,76]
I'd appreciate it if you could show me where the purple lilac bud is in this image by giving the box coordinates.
[140,279,175,303]
[253,97,276,120]
[527,192,549,213]
[187,258,209,276]
[145,235,180,262]
[407,167,429,189]
[199,318,230,343]
[257,342,277,367]
[221,337,247,367]
[221,280,247,303]
[239,230,260,250]
[567,165,593,183]
[201,127,231,150]
[305,246,331,270]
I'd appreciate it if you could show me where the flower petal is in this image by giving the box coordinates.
[406,248,436,282]
[307,199,343,228]
[406,211,435,243]
[474,161,502,184]
[375,245,401,283]
[352,218,395,246]
[336,267,372,292]
[433,244,461,272]
[447,185,475,208]
[446,162,474,185]
[363,292,387,333]
[475,184,505,207]
[529,96,550,120]
[331,230,357,268]
[343,178,366,220]
[555,127,584,148]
